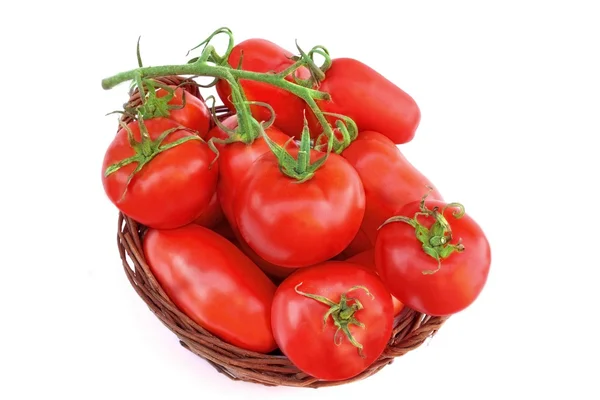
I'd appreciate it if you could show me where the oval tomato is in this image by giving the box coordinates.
[375,199,491,316]
[216,39,310,137]
[154,86,212,138]
[346,250,404,316]
[340,131,442,256]
[234,149,365,268]
[207,115,292,231]
[308,58,420,144]
[272,261,393,381]
[102,118,218,229]
[143,224,278,353]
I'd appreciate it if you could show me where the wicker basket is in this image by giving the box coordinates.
[114,76,449,388]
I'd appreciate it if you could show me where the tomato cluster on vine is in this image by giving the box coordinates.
[100,28,491,382]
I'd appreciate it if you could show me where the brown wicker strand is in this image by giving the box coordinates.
[113,75,449,388]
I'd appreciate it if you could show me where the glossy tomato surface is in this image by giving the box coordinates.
[206,115,292,231]
[271,262,394,381]
[143,224,277,353]
[308,58,421,144]
[102,118,218,229]
[216,38,310,137]
[156,86,211,138]
[375,200,491,316]
[346,250,404,316]
[234,150,365,267]
[341,131,442,254]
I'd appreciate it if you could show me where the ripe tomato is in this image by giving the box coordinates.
[102,118,218,229]
[375,199,491,316]
[340,131,442,255]
[307,58,420,144]
[155,86,212,138]
[192,191,223,229]
[206,115,292,231]
[143,224,278,353]
[216,39,311,137]
[234,149,365,268]
[234,237,297,283]
[272,262,393,381]
[346,250,404,316]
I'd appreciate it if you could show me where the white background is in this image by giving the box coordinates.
[1,1,598,399]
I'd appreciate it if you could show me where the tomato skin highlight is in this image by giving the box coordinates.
[375,200,491,316]
[341,131,442,254]
[308,58,421,144]
[216,39,310,137]
[234,150,365,268]
[206,115,292,232]
[143,224,278,353]
[346,250,404,316]
[156,86,211,138]
[101,118,218,229]
[271,262,394,381]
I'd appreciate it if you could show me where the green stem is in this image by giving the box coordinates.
[294,283,374,357]
[102,58,339,142]
[102,62,330,100]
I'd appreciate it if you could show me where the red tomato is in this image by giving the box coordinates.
[102,118,218,229]
[346,250,404,316]
[155,86,211,138]
[216,39,311,137]
[192,191,223,229]
[375,199,491,316]
[308,58,420,144]
[234,149,365,268]
[272,262,393,381]
[340,131,442,255]
[143,224,277,353]
[234,237,297,283]
[207,115,292,231]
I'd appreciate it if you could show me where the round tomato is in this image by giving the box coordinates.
[207,115,293,232]
[340,130,442,256]
[102,118,218,229]
[271,261,393,381]
[216,39,311,137]
[307,58,421,144]
[346,250,404,316]
[234,149,365,268]
[375,199,491,316]
[153,86,212,138]
[143,224,277,353]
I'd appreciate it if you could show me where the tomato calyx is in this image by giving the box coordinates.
[380,188,466,275]
[314,112,359,154]
[104,117,203,201]
[262,119,332,183]
[127,76,189,121]
[294,282,374,357]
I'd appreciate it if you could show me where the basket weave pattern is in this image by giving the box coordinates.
[115,76,449,388]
